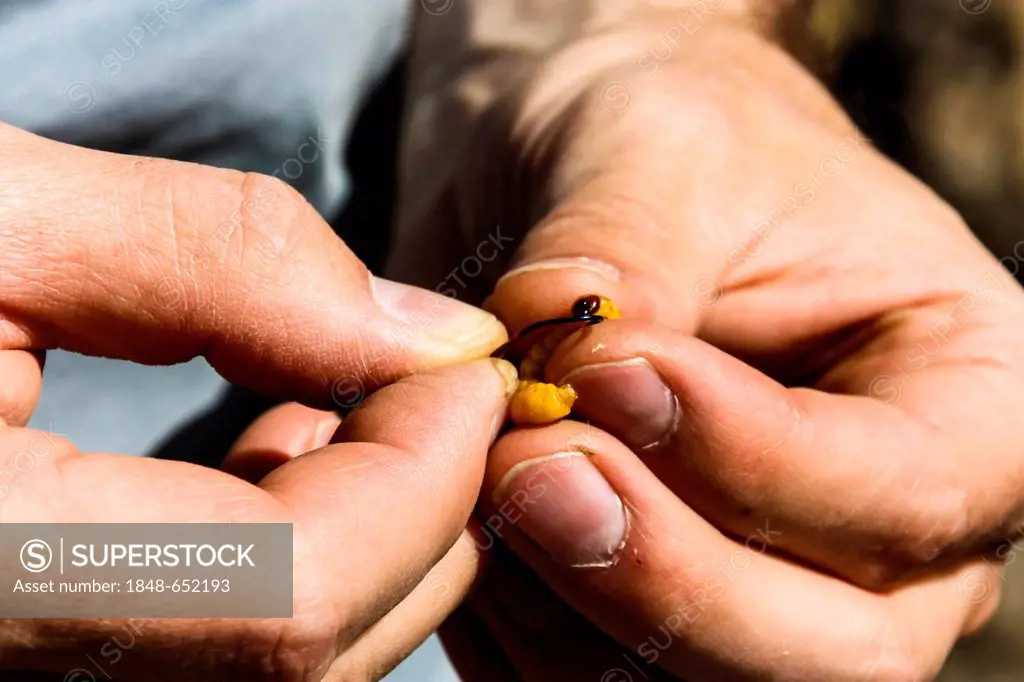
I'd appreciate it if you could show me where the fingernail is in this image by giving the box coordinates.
[487,359,518,439]
[371,277,507,351]
[312,414,342,449]
[497,257,621,285]
[489,358,520,396]
[493,452,627,568]
[560,358,677,450]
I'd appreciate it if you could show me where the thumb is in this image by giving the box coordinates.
[482,116,731,334]
[0,123,506,408]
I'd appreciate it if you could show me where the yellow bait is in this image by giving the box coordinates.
[588,295,620,321]
[509,379,578,425]
[496,294,620,427]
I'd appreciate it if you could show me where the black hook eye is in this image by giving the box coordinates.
[571,294,602,319]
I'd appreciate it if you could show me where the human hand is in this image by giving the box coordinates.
[414,10,1023,681]
[0,121,513,681]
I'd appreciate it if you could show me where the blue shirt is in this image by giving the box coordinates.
[0,0,409,216]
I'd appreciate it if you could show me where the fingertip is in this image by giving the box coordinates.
[223,403,340,482]
[337,358,518,456]
[0,350,44,427]
[489,358,520,397]
[484,422,632,570]
[370,277,509,364]
[485,259,627,334]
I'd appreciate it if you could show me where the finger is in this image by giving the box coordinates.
[480,420,1001,681]
[542,319,1024,588]
[482,169,719,336]
[0,360,516,680]
[478,54,865,336]
[0,123,506,411]
[440,604,522,682]
[436,519,538,682]
[437,522,524,682]
[460,547,679,682]
[0,424,302,681]
[259,358,517,636]
[0,350,43,426]
[479,108,727,334]
[222,402,341,483]
[328,530,487,682]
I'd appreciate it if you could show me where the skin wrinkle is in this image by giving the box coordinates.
[160,165,188,289]
[219,170,252,251]
[233,173,285,283]
[748,401,805,465]
[827,301,1018,412]
[866,448,969,565]
[914,488,971,562]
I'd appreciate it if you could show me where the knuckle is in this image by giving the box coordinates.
[871,657,931,682]
[228,172,363,292]
[859,629,932,682]
[210,172,323,306]
[240,171,308,217]
[0,427,74,461]
[225,616,336,682]
[852,492,972,591]
[846,557,918,592]
[898,485,972,565]
[232,172,311,251]
[855,446,975,581]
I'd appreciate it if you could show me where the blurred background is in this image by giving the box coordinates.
[807,0,1024,267]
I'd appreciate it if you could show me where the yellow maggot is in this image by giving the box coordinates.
[506,294,619,427]
[509,379,578,425]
